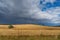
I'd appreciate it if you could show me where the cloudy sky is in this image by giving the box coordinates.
[0,0,60,26]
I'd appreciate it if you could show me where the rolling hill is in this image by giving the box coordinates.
[0,24,60,36]
[0,24,60,30]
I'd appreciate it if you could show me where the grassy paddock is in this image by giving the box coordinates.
[0,35,60,40]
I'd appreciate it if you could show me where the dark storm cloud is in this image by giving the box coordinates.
[0,0,38,24]
[1,0,37,18]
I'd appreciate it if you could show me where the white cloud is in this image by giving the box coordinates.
[26,0,60,23]
[45,0,56,3]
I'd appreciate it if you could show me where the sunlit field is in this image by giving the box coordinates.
[0,35,60,40]
[0,24,60,40]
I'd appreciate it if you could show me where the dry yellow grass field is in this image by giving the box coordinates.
[0,24,60,36]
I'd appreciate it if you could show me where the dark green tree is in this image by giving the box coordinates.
[8,24,14,29]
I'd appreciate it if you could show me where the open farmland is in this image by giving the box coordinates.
[0,24,60,36]
[0,24,60,40]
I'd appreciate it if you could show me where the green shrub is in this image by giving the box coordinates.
[8,24,14,29]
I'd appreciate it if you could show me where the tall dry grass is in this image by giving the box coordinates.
[0,24,60,40]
